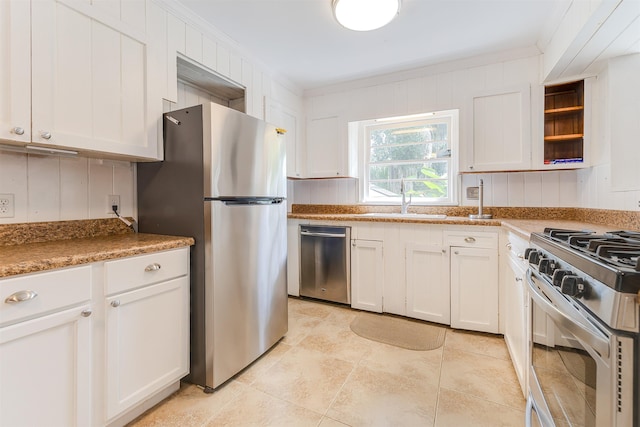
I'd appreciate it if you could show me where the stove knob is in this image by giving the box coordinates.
[561,275,585,297]
[524,248,536,260]
[527,250,541,265]
[538,258,556,275]
[552,269,571,287]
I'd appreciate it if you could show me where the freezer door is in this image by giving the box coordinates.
[207,102,286,198]
[205,200,288,388]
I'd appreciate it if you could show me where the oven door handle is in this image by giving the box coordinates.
[527,269,610,358]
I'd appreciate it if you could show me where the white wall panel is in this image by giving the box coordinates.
[27,155,60,222]
[88,159,113,219]
[60,157,88,220]
[540,171,561,208]
[491,174,509,207]
[185,26,202,63]
[523,173,543,207]
[202,36,217,71]
[0,151,28,222]
[216,44,230,77]
[507,173,525,207]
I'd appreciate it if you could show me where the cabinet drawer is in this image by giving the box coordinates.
[506,232,529,267]
[105,248,189,295]
[445,231,498,249]
[0,266,92,326]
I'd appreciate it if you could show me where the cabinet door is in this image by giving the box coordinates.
[609,54,640,191]
[504,255,528,397]
[31,0,155,159]
[351,239,383,313]
[105,277,189,421]
[0,305,92,427]
[0,0,31,144]
[306,116,343,177]
[465,85,531,172]
[405,243,450,324]
[265,97,303,178]
[287,220,303,296]
[450,247,499,333]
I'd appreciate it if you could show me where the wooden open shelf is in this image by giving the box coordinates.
[544,80,584,164]
[544,106,584,114]
[544,133,584,141]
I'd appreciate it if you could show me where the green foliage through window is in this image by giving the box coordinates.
[362,111,458,204]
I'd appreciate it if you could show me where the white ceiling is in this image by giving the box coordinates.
[176,0,568,91]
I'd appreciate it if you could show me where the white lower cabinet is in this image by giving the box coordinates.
[0,247,190,427]
[351,239,384,312]
[0,267,93,427]
[504,254,528,397]
[448,231,499,333]
[104,248,189,424]
[105,277,189,421]
[405,242,450,324]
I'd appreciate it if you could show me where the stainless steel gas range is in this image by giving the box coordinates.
[525,228,640,427]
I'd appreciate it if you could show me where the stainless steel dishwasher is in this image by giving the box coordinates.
[299,225,351,304]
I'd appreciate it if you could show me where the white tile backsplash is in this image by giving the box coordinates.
[0,149,134,224]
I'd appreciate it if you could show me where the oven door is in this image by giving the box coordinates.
[526,268,614,427]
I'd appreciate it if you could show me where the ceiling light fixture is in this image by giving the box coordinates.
[332,0,401,32]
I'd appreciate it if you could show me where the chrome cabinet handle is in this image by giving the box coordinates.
[111,300,120,308]
[454,251,459,255]
[40,131,52,140]
[12,126,25,135]
[464,237,476,243]
[81,309,92,317]
[517,253,525,259]
[145,263,161,272]
[506,243,512,249]
[5,290,38,304]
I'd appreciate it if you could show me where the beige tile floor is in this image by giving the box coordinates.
[130,298,526,427]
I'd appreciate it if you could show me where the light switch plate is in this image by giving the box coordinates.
[466,187,479,200]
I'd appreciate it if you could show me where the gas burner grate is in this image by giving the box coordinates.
[543,228,594,242]
[596,246,640,271]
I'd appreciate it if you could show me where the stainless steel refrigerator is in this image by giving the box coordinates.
[137,102,288,391]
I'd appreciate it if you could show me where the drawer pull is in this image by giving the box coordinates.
[111,300,120,308]
[144,263,161,272]
[464,237,476,243]
[5,290,38,304]
[81,309,92,317]
[506,243,512,249]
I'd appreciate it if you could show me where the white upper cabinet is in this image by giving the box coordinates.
[609,54,640,191]
[0,0,31,144]
[265,97,304,178]
[463,84,531,172]
[0,0,159,160]
[31,0,156,160]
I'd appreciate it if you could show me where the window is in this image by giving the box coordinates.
[356,110,459,205]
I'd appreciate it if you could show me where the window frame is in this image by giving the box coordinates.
[356,109,460,205]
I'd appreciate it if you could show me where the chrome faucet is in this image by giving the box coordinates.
[400,178,412,214]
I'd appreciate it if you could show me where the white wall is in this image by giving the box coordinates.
[290,51,640,211]
[0,150,134,223]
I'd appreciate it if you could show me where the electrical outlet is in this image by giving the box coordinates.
[0,193,15,218]
[466,187,479,200]
[107,195,121,215]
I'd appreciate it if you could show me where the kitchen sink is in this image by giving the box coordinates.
[358,213,447,219]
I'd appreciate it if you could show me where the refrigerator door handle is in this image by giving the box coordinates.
[205,197,284,205]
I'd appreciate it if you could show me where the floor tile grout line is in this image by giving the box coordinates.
[432,330,447,427]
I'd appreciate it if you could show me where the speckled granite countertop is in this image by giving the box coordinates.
[0,219,194,278]
[288,205,640,241]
